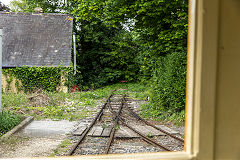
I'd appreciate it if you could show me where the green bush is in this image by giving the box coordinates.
[3,66,78,93]
[154,52,187,112]
[141,52,187,121]
[74,19,140,89]
[0,111,22,137]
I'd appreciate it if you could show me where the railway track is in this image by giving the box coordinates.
[66,92,184,156]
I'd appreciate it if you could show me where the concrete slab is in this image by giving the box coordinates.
[88,127,96,136]
[72,122,178,138]
[18,120,78,137]
[101,127,112,137]
[156,125,178,134]
[136,125,165,136]
[85,125,168,138]
[92,126,103,137]
[116,126,138,138]
[73,126,87,136]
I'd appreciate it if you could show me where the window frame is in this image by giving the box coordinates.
[7,0,220,159]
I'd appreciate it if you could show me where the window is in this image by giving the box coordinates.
[2,0,224,159]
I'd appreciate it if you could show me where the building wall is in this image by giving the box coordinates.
[2,74,21,93]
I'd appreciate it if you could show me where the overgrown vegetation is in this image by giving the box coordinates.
[0,111,23,137]
[8,0,188,122]
[141,52,187,122]
[2,83,149,120]
[3,66,75,92]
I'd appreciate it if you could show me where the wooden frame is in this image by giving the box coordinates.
[13,0,221,159]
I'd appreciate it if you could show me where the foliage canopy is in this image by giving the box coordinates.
[9,0,188,121]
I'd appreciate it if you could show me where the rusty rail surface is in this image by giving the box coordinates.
[108,96,171,151]
[105,95,125,154]
[68,93,184,155]
[65,94,113,156]
[126,106,184,143]
[119,118,171,151]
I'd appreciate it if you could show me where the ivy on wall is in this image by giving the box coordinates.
[3,66,76,93]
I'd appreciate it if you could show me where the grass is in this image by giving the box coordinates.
[2,82,185,126]
[2,83,150,121]
[0,111,23,137]
[0,135,29,145]
[146,132,153,138]
[51,139,72,156]
[140,103,185,126]
[0,136,30,156]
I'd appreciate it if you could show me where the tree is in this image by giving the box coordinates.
[9,0,188,119]
[72,0,188,116]
[9,0,141,88]
[0,1,10,11]
[10,0,68,12]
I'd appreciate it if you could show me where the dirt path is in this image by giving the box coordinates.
[0,136,65,158]
[0,119,79,158]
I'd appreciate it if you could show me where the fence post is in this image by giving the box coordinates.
[73,32,76,75]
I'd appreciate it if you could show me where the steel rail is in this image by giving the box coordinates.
[118,117,171,151]
[125,106,184,143]
[105,95,125,154]
[108,96,171,151]
[123,96,171,151]
[107,101,125,122]
[67,93,181,155]
[66,94,113,156]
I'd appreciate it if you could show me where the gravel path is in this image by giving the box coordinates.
[0,135,65,158]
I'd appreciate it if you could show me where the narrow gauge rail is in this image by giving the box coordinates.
[66,93,184,156]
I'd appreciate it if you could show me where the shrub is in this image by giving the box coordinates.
[141,52,187,120]
[0,111,22,137]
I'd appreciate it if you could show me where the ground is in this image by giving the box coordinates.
[0,136,64,158]
[0,83,185,158]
